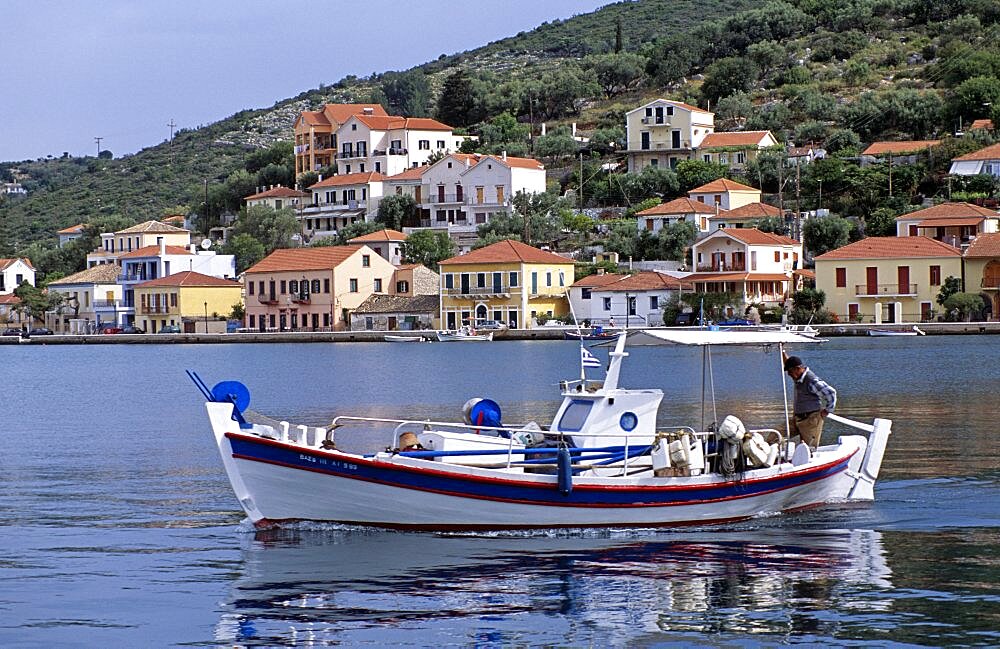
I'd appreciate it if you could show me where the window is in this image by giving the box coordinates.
[477,272,486,288]
[169,293,177,307]
[280,280,287,294]
[445,274,454,289]
[774,251,781,263]
[258,281,265,296]
[248,282,255,295]
[509,272,518,287]
[362,255,370,267]
[581,288,592,300]
[323,279,330,293]
[311,280,321,293]
[374,278,383,292]
[603,297,612,311]
[419,140,430,150]
[396,280,409,293]
[436,140,445,148]
[289,280,298,294]
[558,400,594,432]
[836,268,847,288]
[390,139,402,151]
[349,279,358,292]
[546,272,552,287]
[649,296,659,310]
[930,265,941,286]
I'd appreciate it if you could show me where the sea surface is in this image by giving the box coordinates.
[2,335,999,647]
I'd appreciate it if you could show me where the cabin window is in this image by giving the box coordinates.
[558,399,594,433]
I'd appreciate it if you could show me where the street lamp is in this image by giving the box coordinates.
[204,301,209,333]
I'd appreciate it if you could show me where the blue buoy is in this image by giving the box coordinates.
[557,447,573,495]
[211,380,251,413]
[468,398,502,429]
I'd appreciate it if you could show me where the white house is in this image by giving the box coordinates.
[687,179,762,210]
[625,99,715,172]
[460,153,546,225]
[302,172,386,241]
[335,114,468,177]
[244,186,309,211]
[0,257,36,294]
[569,270,690,327]
[948,142,1000,177]
[57,223,87,248]
[348,228,408,266]
[894,202,1000,247]
[86,220,191,267]
[636,197,720,234]
[45,263,125,333]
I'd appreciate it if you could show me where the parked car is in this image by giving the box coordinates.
[2,328,23,337]
[121,325,146,334]
[27,327,53,335]
[158,325,181,334]
[100,325,123,334]
[474,319,508,331]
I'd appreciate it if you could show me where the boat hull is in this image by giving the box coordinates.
[209,404,869,530]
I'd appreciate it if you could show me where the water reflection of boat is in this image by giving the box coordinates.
[214,527,892,646]
[194,330,891,530]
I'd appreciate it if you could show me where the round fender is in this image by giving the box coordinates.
[211,380,251,413]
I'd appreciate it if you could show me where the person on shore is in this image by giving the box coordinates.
[781,351,837,449]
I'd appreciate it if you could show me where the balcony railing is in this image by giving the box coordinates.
[641,117,670,125]
[117,273,146,283]
[427,193,465,204]
[388,147,408,155]
[290,294,311,304]
[696,264,747,272]
[855,283,918,296]
[444,285,512,296]
[258,294,279,305]
[93,299,121,309]
[337,149,367,160]
[140,305,175,314]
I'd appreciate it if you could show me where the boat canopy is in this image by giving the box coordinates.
[623,329,824,347]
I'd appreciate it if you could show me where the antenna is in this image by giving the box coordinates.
[167,119,177,143]
[200,239,212,250]
[94,136,103,157]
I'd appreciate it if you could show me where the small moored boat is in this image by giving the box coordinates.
[436,326,493,342]
[868,325,924,337]
[384,334,425,343]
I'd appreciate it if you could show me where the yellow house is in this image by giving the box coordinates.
[815,237,962,324]
[963,232,1000,318]
[134,271,242,333]
[438,240,575,329]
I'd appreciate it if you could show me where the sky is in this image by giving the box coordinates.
[1,0,610,163]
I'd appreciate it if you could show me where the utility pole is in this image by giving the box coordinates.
[94,137,103,157]
[887,152,893,197]
[794,158,802,241]
[167,119,177,143]
[579,151,584,213]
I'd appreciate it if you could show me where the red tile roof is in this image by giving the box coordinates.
[386,166,428,181]
[895,202,1000,220]
[135,271,240,289]
[0,294,20,305]
[720,202,782,218]
[355,115,452,131]
[918,217,986,227]
[57,223,86,235]
[637,197,719,216]
[477,154,545,171]
[245,245,363,274]
[970,119,995,131]
[245,186,309,200]
[348,229,408,243]
[862,140,941,155]
[571,273,628,288]
[117,220,188,234]
[0,257,35,270]
[964,233,1000,257]
[298,104,387,127]
[953,142,1000,161]
[689,178,759,194]
[309,172,387,189]
[700,131,774,148]
[685,272,790,282]
[815,236,961,260]
[714,228,798,246]
[599,272,690,292]
[439,240,574,266]
[118,245,192,259]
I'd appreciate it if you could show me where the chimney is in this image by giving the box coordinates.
[318,174,323,182]
[157,236,165,256]
[190,244,198,254]
[502,150,507,161]
[597,268,605,275]
[541,123,546,136]
[363,107,374,115]
[572,123,577,137]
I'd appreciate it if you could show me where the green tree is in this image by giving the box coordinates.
[752,216,789,235]
[679,291,741,323]
[222,233,266,274]
[700,57,758,105]
[380,70,431,116]
[400,229,455,271]
[675,160,730,193]
[936,276,963,306]
[582,52,647,98]
[866,207,899,237]
[943,292,985,321]
[334,221,382,244]
[13,281,61,323]
[587,125,625,155]
[230,204,299,253]
[948,76,1000,123]
[533,127,579,159]
[478,112,530,154]
[436,69,477,127]
[657,220,698,261]
[376,194,418,231]
[803,215,851,257]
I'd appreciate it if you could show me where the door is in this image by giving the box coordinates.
[848,303,859,322]
[493,272,502,293]
[388,316,397,330]
[460,274,470,294]
[437,185,445,202]
[641,132,650,150]
[866,267,878,295]
[908,224,917,236]
[672,130,681,148]
[476,187,484,204]
[496,186,505,204]
[447,312,456,329]
[414,186,422,203]
[732,251,745,271]
[897,266,910,294]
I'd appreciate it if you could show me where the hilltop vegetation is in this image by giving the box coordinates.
[3,0,1000,275]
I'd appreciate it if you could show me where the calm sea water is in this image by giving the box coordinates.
[2,336,999,647]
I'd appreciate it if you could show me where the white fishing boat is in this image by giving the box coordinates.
[384,334,426,343]
[193,329,891,531]
[435,325,493,342]
[868,326,924,337]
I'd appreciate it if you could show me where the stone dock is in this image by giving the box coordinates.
[3,322,999,345]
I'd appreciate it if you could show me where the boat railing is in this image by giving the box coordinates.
[825,412,875,434]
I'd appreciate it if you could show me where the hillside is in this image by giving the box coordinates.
[3,0,1000,260]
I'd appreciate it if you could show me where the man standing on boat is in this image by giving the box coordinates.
[782,352,837,449]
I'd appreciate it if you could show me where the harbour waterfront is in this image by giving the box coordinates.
[2,336,999,646]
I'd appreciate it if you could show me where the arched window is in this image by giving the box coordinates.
[476,305,487,320]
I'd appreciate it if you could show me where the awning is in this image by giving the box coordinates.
[917,217,984,227]
[625,328,824,346]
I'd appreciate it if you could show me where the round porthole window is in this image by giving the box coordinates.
[620,411,638,431]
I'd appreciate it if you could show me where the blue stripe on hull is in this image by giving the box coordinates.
[226,433,854,508]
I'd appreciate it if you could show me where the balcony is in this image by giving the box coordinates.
[640,117,670,126]
[426,193,465,205]
[696,264,747,272]
[337,149,367,160]
[855,283,918,297]
[117,273,146,283]
[93,299,122,309]
[140,305,175,315]
[290,293,311,304]
[258,294,279,305]
[388,148,408,155]
[444,285,512,298]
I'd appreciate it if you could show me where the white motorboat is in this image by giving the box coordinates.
[436,326,493,342]
[868,326,924,336]
[193,329,891,531]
